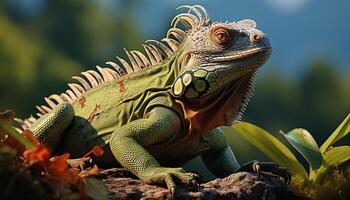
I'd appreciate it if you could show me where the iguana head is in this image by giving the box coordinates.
[168,5,272,129]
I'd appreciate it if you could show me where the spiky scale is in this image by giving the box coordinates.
[81,72,99,88]
[171,13,198,28]
[65,89,77,101]
[45,97,57,109]
[96,66,113,82]
[143,44,159,64]
[142,45,157,65]
[149,44,164,62]
[41,105,52,113]
[116,56,134,74]
[28,116,36,123]
[178,5,203,21]
[68,83,82,97]
[105,61,126,76]
[161,38,179,52]
[124,49,141,71]
[14,118,26,129]
[72,76,91,90]
[146,40,173,57]
[166,28,186,42]
[104,67,121,78]
[49,94,65,104]
[61,93,74,103]
[36,106,47,114]
[24,119,32,127]
[87,70,104,84]
[130,51,145,68]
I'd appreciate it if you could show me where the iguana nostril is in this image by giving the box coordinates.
[251,33,261,44]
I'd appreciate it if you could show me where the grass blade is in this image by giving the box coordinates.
[321,113,350,153]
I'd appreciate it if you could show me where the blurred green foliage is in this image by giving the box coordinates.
[0,0,143,117]
[245,59,350,144]
[0,1,349,149]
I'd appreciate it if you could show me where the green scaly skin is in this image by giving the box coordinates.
[22,5,290,191]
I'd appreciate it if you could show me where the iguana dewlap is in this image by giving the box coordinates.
[16,5,288,190]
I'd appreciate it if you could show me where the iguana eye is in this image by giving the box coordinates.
[210,26,234,47]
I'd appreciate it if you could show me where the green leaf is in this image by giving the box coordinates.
[321,113,350,153]
[322,146,350,169]
[280,129,322,171]
[84,178,108,200]
[314,146,350,181]
[0,119,34,149]
[228,122,308,180]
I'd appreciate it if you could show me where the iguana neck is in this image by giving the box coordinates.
[175,73,254,134]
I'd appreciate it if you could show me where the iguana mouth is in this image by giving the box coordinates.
[212,47,272,62]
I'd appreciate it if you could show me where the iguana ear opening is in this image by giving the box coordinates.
[182,53,192,68]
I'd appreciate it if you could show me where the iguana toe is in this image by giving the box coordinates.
[238,160,292,184]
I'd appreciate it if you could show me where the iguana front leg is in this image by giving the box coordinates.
[202,128,291,183]
[201,128,240,177]
[109,107,200,190]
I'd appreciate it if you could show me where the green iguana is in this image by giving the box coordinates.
[15,4,290,193]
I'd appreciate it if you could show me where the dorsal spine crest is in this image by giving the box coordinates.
[16,5,212,130]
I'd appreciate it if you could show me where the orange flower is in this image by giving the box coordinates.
[47,153,71,174]
[47,153,79,184]
[23,144,51,166]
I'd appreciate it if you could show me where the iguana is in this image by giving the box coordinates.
[15,4,290,193]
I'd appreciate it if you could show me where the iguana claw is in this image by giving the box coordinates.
[170,186,177,198]
[169,175,201,198]
[238,160,292,184]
